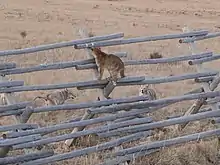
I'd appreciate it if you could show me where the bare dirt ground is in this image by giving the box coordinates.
[1,0,220,164]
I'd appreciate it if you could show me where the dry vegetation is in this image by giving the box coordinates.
[1,0,220,164]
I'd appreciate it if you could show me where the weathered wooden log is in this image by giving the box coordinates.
[78,71,218,90]
[211,117,220,124]
[194,76,214,83]
[35,95,149,113]
[0,109,24,117]
[109,128,220,157]
[0,33,124,56]
[76,51,213,70]
[0,63,16,70]
[0,81,24,88]
[0,95,149,117]
[96,109,220,138]
[74,30,208,49]
[189,54,220,65]
[0,52,127,76]
[12,117,153,149]
[0,123,38,132]
[0,71,217,94]
[0,134,41,147]
[88,90,220,115]
[0,150,54,165]
[0,101,31,113]
[19,131,152,165]
[179,32,220,43]
[204,97,220,105]
[0,76,144,93]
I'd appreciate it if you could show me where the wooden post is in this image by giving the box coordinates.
[178,27,220,131]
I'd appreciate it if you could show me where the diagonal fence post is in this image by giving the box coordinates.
[178,27,220,132]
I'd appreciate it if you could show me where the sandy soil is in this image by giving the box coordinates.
[1,0,220,164]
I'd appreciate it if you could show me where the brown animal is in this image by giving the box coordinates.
[33,88,76,106]
[89,47,125,85]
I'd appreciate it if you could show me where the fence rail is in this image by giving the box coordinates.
[74,30,209,49]
[0,71,217,94]
[76,51,213,70]
[0,33,124,56]
[0,150,54,165]
[0,52,127,76]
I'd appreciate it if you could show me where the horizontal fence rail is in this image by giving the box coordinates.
[109,128,220,158]
[194,76,214,83]
[0,150,54,165]
[0,81,24,88]
[88,90,220,115]
[0,134,41,147]
[189,54,220,65]
[97,109,220,138]
[0,95,149,117]
[0,101,31,113]
[77,71,218,90]
[0,123,38,132]
[76,52,213,70]
[12,118,153,149]
[0,63,16,70]
[20,131,152,165]
[179,32,220,43]
[74,30,208,49]
[0,33,124,56]
[0,52,127,76]
[0,71,216,94]
[0,76,145,93]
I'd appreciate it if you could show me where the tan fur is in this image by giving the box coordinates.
[89,47,125,84]
[139,85,157,100]
[33,88,76,106]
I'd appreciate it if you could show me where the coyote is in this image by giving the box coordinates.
[33,88,76,106]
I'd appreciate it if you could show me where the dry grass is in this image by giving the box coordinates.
[1,0,220,164]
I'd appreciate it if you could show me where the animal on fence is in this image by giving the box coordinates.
[139,84,157,100]
[33,88,76,106]
[89,47,125,85]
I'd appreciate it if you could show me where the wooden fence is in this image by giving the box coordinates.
[0,27,220,165]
